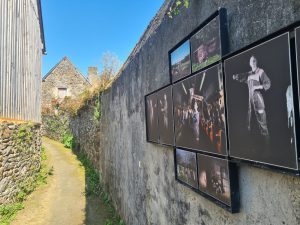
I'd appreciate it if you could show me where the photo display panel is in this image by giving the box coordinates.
[224,32,298,170]
[295,26,300,111]
[173,64,227,155]
[197,154,231,206]
[145,92,159,143]
[191,16,222,73]
[170,40,191,82]
[175,148,198,189]
[157,86,174,146]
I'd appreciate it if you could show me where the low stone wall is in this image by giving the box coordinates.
[0,121,41,203]
[70,99,100,170]
[42,112,71,142]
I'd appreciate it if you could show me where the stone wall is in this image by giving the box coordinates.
[42,112,71,142]
[70,97,100,169]
[70,0,300,224]
[0,121,41,203]
[42,57,90,108]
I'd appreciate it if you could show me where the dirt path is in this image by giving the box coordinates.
[11,137,111,225]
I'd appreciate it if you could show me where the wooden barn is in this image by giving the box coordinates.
[0,0,46,122]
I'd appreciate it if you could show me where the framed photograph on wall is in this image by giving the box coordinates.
[175,148,198,189]
[145,92,159,143]
[190,16,221,72]
[224,32,299,170]
[295,26,300,112]
[173,64,227,155]
[170,40,191,83]
[197,154,232,206]
[157,86,174,146]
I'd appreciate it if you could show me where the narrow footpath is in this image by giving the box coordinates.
[11,137,111,225]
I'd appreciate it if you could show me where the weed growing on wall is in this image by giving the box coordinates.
[62,134,75,149]
[168,0,190,18]
[0,147,53,225]
[13,123,34,145]
[93,98,101,122]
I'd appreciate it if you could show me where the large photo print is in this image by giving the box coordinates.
[145,93,159,143]
[157,86,174,145]
[176,148,198,188]
[224,33,298,170]
[191,16,221,73]
[197,154,231,206]
[170,40,191,82]
[173,64,227,155]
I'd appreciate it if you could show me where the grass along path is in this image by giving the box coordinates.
[11,137,119,225]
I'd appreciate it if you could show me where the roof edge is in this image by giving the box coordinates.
[37,0,46,54]
[42,56,91,86]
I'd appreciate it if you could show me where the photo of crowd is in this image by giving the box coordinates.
[171,40,191,82]
[157,86,174,145]
[146,93,159,143]
[224,33,298,170]
[176,148,198,188]
[197,154,231,206]
[173,64,227,155]
[191,16,221,73]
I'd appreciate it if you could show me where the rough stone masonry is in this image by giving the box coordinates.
[0,121,41,204]
[71,0,300,224]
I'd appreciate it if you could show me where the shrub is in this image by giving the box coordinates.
[62,134,75,149]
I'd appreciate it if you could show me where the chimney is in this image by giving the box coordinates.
[88,67,98,85]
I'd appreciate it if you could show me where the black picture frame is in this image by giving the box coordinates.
[224,32,299,171]
[170,40,191,83]
[168,8,228,84]
[175,148,198,189]
[145,92,159,143]
[173,63,228,156]
[174,148,239,213]
[157,85,175,146]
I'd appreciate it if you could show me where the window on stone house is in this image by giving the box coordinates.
[58,88,67,99]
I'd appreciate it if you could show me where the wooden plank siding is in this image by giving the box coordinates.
[0,0,45,122]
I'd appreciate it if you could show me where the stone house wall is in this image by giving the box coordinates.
[70,0,300,224]
[0,121,41,203]
[42,57,90,108]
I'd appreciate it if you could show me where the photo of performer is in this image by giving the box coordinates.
[191,16,221,72]
[146,93,159,143]
[176,148,198,189]
[197,154,231,206]
[173,64,227,155]
[232,56,271,141]
[225,33,298,170]
[157,86,174,145]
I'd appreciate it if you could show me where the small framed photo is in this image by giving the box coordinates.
[224,32,299,171]
[175,148,198,189]
[157,86,174,146]
[197,154,232,207]
[173,64,227,155]
[170,40,191,83]
[145,92,159,143]
[191,17,221,72]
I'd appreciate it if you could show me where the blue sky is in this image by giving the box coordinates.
[171,41,190,65]
[41,0,164,76]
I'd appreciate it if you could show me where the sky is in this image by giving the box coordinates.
[41,0,164,77]
[171,41,190,64]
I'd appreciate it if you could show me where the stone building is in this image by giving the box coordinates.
[42,56,91,107]
[0,0,45,203]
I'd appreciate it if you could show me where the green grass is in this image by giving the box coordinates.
[0,146,52,225]
[75,152,125,225]
[192,54,221,72]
